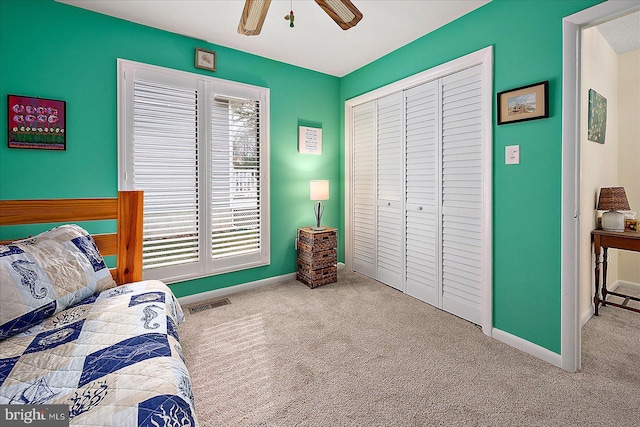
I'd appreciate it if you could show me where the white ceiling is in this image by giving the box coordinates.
[597,10,640,54]
[58,0,490,77]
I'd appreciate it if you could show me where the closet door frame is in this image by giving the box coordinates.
[344,46,493,335]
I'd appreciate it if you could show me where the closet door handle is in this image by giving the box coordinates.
[418,206,423,211]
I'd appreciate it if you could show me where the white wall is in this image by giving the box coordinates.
[579,26,619,323]
[618,49,640,284]
[580,27,640,324]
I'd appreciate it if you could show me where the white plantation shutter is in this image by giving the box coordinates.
[404,80,439,305]
[211,96,261,262]
[119,60,269,283]
[133,80,200,271]
[352,101,376,278]
[440,65,483,325]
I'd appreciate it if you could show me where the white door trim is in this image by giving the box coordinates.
[344,46,493,334]
[561,0,640,372]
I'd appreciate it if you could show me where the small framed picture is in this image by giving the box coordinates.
[298,126,322,155]
[587,88,607,144]
[497,80,549,125]
[195,48,216,71]
[8,94,66,150]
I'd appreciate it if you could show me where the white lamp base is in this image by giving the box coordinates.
[602,210,625,232]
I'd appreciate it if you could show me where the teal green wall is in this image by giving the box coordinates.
[0,0,340,298]
[0,0,606,355]
[339,0,602,353]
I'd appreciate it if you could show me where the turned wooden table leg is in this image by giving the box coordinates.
[601,247,609,307]
[594,254,601,315]
[593,235,601,316]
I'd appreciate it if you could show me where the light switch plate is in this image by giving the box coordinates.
[506,145,520,165]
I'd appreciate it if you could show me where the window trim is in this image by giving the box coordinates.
[117,59,270,284]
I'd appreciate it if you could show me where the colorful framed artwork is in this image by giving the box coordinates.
[587,88,607,144]
[497,80,549,125]
[195,48,216,72]
[8,95,66,150]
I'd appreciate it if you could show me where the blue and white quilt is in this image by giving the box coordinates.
[0,280,198,426]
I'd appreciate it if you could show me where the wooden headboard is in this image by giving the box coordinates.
[0,191,143,285]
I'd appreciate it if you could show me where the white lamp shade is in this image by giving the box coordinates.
[310,180,329,201]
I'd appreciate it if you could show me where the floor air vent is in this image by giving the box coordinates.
[188,298,231,314]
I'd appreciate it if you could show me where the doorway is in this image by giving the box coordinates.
[562,0,640,372]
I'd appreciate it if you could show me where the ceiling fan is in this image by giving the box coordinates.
[238,0,363,36]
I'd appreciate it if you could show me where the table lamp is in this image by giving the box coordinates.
[597,186,630,232]
[310,180,329,231]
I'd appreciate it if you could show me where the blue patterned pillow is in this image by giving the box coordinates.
[0,224,116,339]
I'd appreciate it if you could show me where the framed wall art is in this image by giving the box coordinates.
[298,126,322,155]
[587,88,607,144]
[8,95,66,150]
[195,48,216,71]
[497,80,549,125]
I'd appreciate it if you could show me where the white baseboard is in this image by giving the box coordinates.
[612,280,640,291]
[491,328,562,368]
[580,308,593,328]
[177,272,296,306]
[177,262,346,306]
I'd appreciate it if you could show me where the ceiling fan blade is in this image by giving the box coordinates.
[238,0,272,36]
[314,0,363,30]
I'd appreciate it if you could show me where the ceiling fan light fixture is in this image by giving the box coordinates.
[238,0,272,36]
[314,0,362,30]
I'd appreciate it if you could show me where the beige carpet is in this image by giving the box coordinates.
[179,271,640,426]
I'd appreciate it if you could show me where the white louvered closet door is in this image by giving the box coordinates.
[352,101,376,278]
[440,65,484,325]
[404,80,439,305]
[349,51,490,328]
[376,92,404,290]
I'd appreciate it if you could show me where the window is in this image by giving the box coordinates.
[118,60,269,283]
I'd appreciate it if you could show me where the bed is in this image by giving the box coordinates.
[0,191,198,426]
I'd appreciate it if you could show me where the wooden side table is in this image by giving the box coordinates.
[297,227,337,288]
[591,229,640,315]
